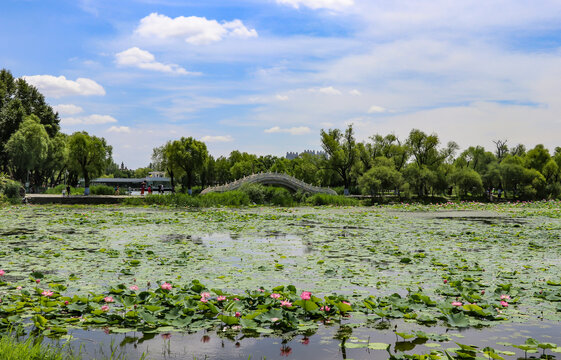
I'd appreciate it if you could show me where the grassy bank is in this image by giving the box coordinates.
[122,184,360,207]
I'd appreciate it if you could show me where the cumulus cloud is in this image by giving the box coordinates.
[201,135,233,142]
[61,114,117,125]
[309,86,342,95]
[53,104,83,116]
[115,47,193,75]
[22,75,105,98]
[367,105,386,113]
[277,0,354,11]
[135,13,258,45]
[275,94,289,101]
[107,126,131,133]
[264,126,311,135]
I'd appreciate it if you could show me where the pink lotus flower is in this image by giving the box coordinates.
[481,290,485,295]
[16,286,22,290]
[161,282,172,291]
[201,292,211,299]
[104,296,114,303]
[280,300,292,307]
[452,301,463,306]
[271,317,280,322]
[64,301,69,305]
[500,300,509,307]
[257,289,265,292]
[217,296,226,301]
[443,279,448,284]
[234,298,240,301]
[200,297,208,303]
[129,285,139,291]
[500,294,510,300]
[270,293,281,299]
[101,305,109,312]
[320,306,330,312]
[235,312,241,317]
[0,269,4,276]
[35,279,41,284]
[42,290,54,297]
[342,301,351,306]
[300,291,312,300]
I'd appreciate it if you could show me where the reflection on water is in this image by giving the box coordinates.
[54,320,561,360]
[201,233,313,257]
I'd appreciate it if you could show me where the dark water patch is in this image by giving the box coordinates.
[1,228,35,236]
[44,320,561,360]
[435,216,527,226]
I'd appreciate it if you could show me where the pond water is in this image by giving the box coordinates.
[1,203,561,359]
[57,320,561,359]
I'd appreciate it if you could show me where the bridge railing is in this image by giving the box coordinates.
[200,172,335,195]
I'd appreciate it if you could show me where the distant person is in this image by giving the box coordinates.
[148,185,152,195]
[115,186,120,195]
[159,184,164,194]
[66,185,71,197]
[140,182,145,195]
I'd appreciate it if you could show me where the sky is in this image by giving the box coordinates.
[2,0,561,168]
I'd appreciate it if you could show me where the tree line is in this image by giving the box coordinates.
[2,68,560,200]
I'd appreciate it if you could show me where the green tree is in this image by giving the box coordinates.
[450,167,483,197]
[168,137,208,194]
[525,144,550,174]
[4,115,49,184]
[67,132,112,192]
[0,69,60,172]
[320,124,358,194]
[358,157,403,198]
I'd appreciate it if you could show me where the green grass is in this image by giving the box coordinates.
[0,335,145,360]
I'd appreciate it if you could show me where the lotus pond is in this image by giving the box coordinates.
[1,201,561,359]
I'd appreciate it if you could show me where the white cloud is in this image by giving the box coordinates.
[22,75,105,98]
[135,13,258,45]
[107,126,131,133]
[313,86,342,95]
[367,105,386,113]
[61,114,118,125]
[275,94,289,101]
[115,47,193,75]
[201,135,233,142]
[277,0,354,11]
[264,126,311,135]
[350,89,361,96]
[53,104,84,116]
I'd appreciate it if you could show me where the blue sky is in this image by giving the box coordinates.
[2,0,561,168]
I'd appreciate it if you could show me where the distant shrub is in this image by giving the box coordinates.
[306,193,359,206]
[89,185,115,195]
[0,176,23,203]
[124,191,251,207]
[267,187,294,206]
[239,183,266,203]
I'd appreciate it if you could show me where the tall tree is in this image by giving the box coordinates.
[0,69,60,172]
[67,132,112,192]
[4,115,49,184]
[168,137,208,194]
[320,124,358,194]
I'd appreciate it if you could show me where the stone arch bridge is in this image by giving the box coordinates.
[200,172,337,195]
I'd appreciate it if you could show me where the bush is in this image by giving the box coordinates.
[240,183,266,203]
[306,193,359,206]
[0,176,23,203]
[89,185,115,195]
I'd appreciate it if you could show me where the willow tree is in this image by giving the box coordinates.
[168,137,208,194]
[320,124,358,195]
[67,132,112,193]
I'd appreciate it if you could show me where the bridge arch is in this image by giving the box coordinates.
[200,173,337,195]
